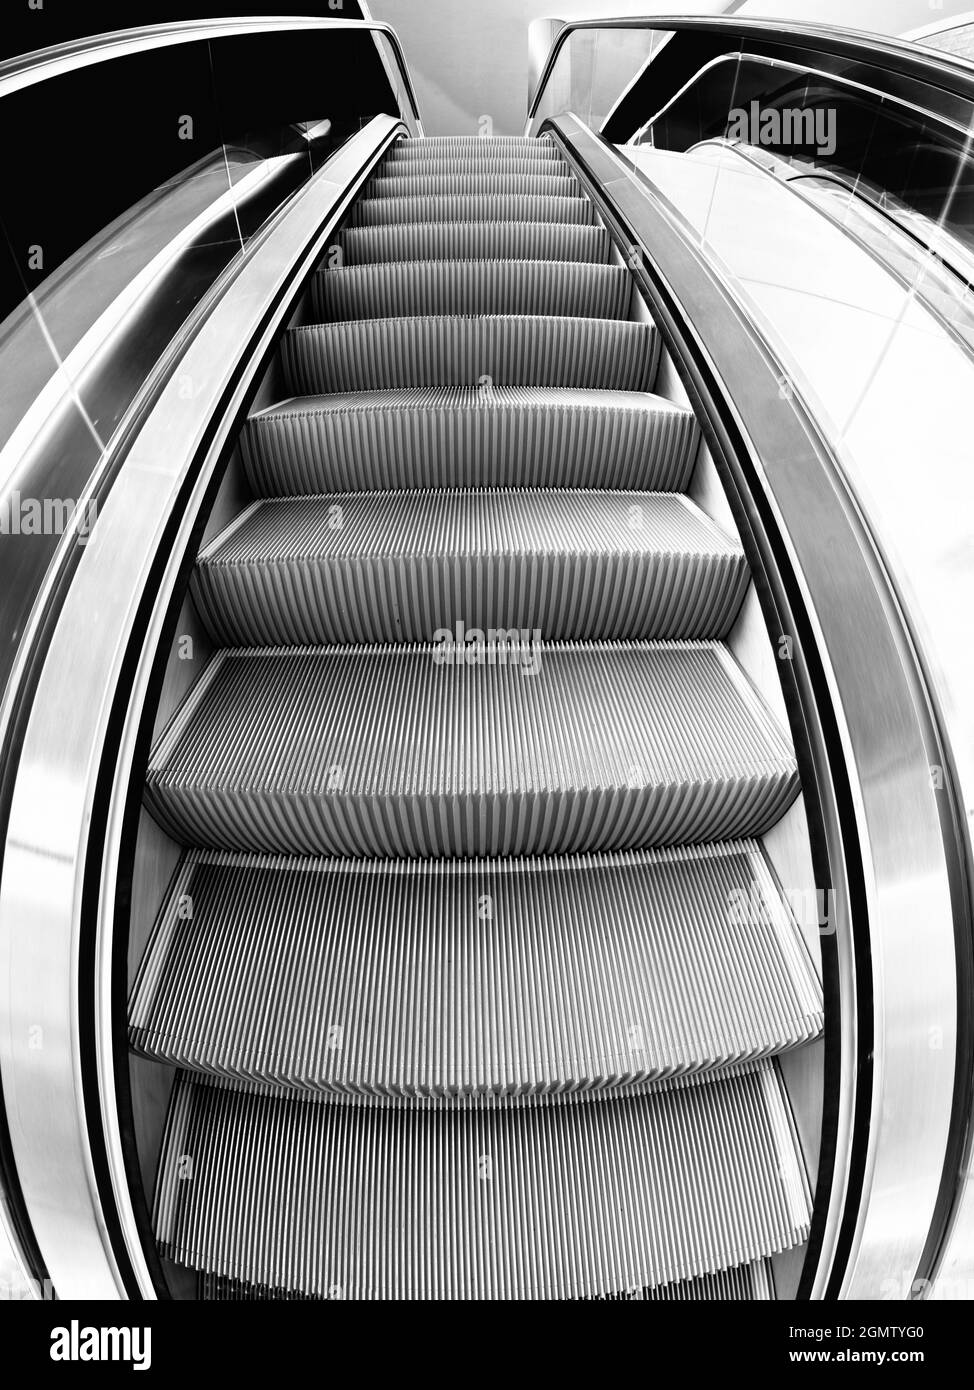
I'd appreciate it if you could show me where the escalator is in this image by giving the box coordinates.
[127,135,823,1300]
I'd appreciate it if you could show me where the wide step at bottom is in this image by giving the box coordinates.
[155,1062,810,1300]
[129,842,822,1098]
[199,1258,774,1300]
[144,642,799,857]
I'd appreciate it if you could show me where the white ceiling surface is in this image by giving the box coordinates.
[367,0,974,135]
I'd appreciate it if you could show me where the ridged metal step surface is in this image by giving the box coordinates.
[335,222,609,266]
[199,1258,774,1301]
[144,642,799,857]
[381,154,569,176]
[137,129,816,1300]
[368,172,580,199]
[386,136,564,164]
[190,491,748,645]
[283,316,659,394]
[348,193,597,229]
[313,260,631,322]
[129,842,823,1099]
[155,1062,811,1299]
[241,388,698,496]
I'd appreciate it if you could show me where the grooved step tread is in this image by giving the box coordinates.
[129,842,823,1099]
[335,223,610,265]
[313,260,631,322]
[368,172,580,199]
[154,1061,811,1299]
[387,136,563,161]
[282,315,659,394]
[241,388,698,495]
[200,1257,775,1300]
[348,194,596,228]
[144,642,799,857]
[191,491,748,645]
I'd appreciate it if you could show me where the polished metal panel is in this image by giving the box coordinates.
[0,116,408,1299]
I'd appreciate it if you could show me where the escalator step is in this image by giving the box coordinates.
[129,841,823,1099]
[199,1258,773,1300]
[367,172,581,199]
[391,136,562,150]
[348,194,597,228]
[335,222,610,265]
[241,388,698,496]
[155,1062,811,1299]
[282,316,659,393]
[387,136,563,164]
[144,642,799,857]
[312,260,631,321]
[190,491,748,645]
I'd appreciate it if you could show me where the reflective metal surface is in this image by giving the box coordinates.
[546,113,966,1299]
[528,15,974,134]
[0,115,407,1299]
[0,17,422,130]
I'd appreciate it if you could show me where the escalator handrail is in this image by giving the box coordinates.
[543,111,966,1300]
[528,13,974,125]
[0,112,409,1300]
[0,15,423,126]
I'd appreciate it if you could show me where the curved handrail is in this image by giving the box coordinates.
[0,15,423,125]
[542,111,967,1299]
[0,112,409,1299]
[528,14,974,125]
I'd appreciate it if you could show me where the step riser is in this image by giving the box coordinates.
[367,173,580,199]
[348,195,597,228]
[242,393,698,496]
[335,223,610,265]
[382,156,569,176]
[129,844,822,1099]
[191,547,749,645]
[387,144,563,163]
[312,262,631,321]
[282,319,660,394]
[146,771,798,858]
[155,1065,811,1299]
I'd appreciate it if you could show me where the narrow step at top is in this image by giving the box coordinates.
[242,388,699,496]
[282,316,660,394]
[381,153,569,176]
[129,842,823,1100]
[388,135,563,161]
[154,1062,811,1299]
[312,260,630,322]
[394,136,560,148]
[190,490,749,645]
[367,171,581,199]
[347,194,596,228]
[144,642,799,857]
[336,221,610,265]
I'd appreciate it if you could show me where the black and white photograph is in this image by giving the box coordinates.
[0,0,972,1368]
